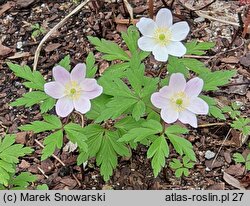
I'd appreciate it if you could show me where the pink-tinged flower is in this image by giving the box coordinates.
[44,63,103,117]
[136,8,190,62]
[151,73,209,128]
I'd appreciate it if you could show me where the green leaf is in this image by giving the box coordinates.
[42,130,63,160]
[9,172,37,189]
[85,94,111,120]
[19,114,62,133]
[166,133,196,161]
[101,63,129,79]
[86,52,98,78]
[185,41,215,55]
[58,55,71,71]
[121,25,140,54]
[200,70,236,91]
[64,123,88,152]
[200,95,226,120]
[96,96,137,122]
[10,91,48,107]
[233,153,245,163]
[0,135,33,186]
[7,62,45,90]
[92,130,129,181]
[147,136,169,177]
[169,158,182,169]
[231,118,250,136]
[119,119,162,142]
[182,156,195,169]
[36,184,49,190]
[40,97,56,113]
[132,100,146,121]
[88,36,130,61]
[180,58,210,74]
[168,56,188,77]
[166,125,189,135]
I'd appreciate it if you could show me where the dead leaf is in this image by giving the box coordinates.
[221,56,239,64]
[223,172,246,190]
[44,43,61,52]
[206,183,225,190]
[8,52,30,59]
[0,42,13,56]
[0,1,15,16]
[123,0,133,20]
[15,132,27,144]
[225,164,245,176]
[240,53,250,67]
[19,160,30,169]
[16,0,35,8]
[60,178,77,187]
[240,173,250,188]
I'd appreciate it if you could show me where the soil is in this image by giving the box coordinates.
[0,0,250,190]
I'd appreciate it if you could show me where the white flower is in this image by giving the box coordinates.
[151,73,209,128]
[136,8,190,62]
[44,63,103,117]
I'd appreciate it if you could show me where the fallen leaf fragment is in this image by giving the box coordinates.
[0,1,15,16]
[0,42,13,56]
[223,172,246,190]
[8,52,30,59]
[44,43,61,52]
[221,56,239,64]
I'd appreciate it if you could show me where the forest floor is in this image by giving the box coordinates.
[0,0,250,190]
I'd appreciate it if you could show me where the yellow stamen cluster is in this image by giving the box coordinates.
[65,81,81,100]
[154,28,172,46]
[170,92,190,112]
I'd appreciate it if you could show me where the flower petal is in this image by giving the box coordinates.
[80,78,100,91]
[151,92,169,109]
[73,97,91,114]
[170,21,190,41]
[82,85,103,99]
[156,8,173,28]
[178,110,198,128]
[138,36,155,51]
[152,44,169,62]
[160,105,179,124]
[70,63,86,83]
[169,73,186,93]
[44,82,65,99]
[166,41,186,57]
[56,97,74,117]
[187,97,209,115]
[53,65,70,85]
[136,17,157,37]
[159,86,174,99]
[185,77,204,97]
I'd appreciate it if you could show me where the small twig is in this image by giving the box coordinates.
[160,0,168,8]
[123,0,134,20]
[72,173,81,187]
[34,139,66,166]
[33,0,91,71]
[74,111,85,128]
[198,122,227,128]
[211,128,232,169]
[194,0,216,11]
[114,18,138,25]
[184,54,211,59]
[38,167,49,179]
[148,0,154,19]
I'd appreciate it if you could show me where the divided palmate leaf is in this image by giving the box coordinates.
[88,36,130,61]
[147,135,169,177]
[119,119,162,142]
[80,125,130,181]
[58,55,71,71]
[41,130,63,161]
[8,172,37,189]
[19,115,62,133]
[0,135,33,186]
[185,41,215,55]
[7,62,45,90]
[200,70,236,91]
[86,52,98,78]
[165,126,195,161]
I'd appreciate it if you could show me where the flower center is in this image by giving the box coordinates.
[176,98,183,105]
[65,81,81,100]
[170,92,190,112]
[154,28,172,46]
[70,88,76,95]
